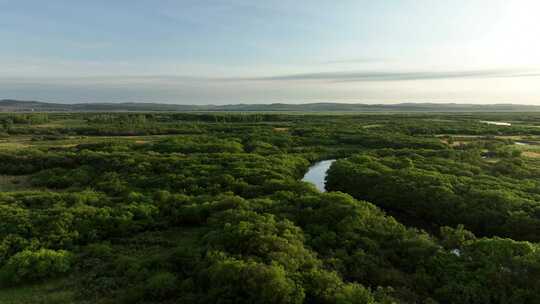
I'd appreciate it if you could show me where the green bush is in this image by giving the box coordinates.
[203,256,305,304]
[0,249,73,285]
[145,271,179,299]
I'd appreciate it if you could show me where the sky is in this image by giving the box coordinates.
[1,0,540,104]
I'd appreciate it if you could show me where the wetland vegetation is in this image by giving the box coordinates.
[1,111,540,303]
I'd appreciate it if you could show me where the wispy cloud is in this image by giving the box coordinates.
[322,58,388,64]
[2,68,539,86]
[238,69,540,82]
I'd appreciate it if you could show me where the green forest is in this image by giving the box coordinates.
[1,112,540,304]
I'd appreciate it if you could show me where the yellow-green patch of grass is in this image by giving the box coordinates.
[0,141,30,151]
[515,143,540,152]
[522,151,540,158]
[32,123,65,128]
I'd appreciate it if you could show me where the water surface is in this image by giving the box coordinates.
[480,120,511,126]
[302,159,336,192]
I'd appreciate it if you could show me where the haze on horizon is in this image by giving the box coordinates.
[2,0,540,105]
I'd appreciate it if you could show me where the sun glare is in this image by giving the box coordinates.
[491,1,540,66]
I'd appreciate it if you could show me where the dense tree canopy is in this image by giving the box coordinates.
[1,112,540,303]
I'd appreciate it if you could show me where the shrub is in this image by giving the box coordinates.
[0,249,73,285]
[145,271,179,299]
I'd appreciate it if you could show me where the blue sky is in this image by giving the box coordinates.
[2,0,540,104]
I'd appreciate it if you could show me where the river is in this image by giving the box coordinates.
[480,120,512,126]
[301,159,336,192]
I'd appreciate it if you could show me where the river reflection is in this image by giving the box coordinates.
[301,159,336,192]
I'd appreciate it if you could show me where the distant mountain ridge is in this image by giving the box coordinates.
[2,99,540,112]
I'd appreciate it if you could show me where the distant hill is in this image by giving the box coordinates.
[2,99,540,112]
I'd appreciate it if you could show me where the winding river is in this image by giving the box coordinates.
[301,159,336,192]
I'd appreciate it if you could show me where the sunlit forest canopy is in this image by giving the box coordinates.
[0,112,540,303]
